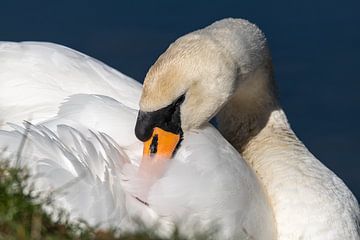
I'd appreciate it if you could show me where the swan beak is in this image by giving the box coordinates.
[142,127,181,159]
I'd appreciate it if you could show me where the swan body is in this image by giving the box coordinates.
[0,42,275,239]
[0,41,141,128]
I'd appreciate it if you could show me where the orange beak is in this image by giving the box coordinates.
[143,127,181,158]
[139,127,181,176]
[133,127,181,202]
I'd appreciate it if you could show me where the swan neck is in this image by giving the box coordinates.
[217,63,280,154]
[240,109,298,166]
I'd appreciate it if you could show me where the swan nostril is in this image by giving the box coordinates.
[149,134,158,155]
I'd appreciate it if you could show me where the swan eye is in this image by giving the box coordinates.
[174,94,185,107]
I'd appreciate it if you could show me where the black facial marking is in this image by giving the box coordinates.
[135,94,185,142]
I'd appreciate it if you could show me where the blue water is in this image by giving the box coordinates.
[1,0,359,197]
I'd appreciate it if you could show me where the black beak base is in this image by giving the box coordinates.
[135,110,156,142]
[135,94,185,142]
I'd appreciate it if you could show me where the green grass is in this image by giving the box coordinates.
[0,161,209,240]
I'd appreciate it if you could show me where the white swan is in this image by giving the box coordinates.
[0,41,274,238]
[0,18,359,239]
[136,18,360,239]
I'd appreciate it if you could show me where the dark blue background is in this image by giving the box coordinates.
[1,0,359,197]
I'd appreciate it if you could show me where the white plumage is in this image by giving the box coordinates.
[0,41,274,239]
[0,41,140,127]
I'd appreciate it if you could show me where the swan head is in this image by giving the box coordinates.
[135,18,275,157]
[135,34,238,156]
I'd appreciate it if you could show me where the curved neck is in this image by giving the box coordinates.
[216,65,359,239]
[216,59,315,175]
[216,63,309,177]
[217,63,280,154]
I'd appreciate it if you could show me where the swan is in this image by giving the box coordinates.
[0,18,359,239]
[136,18,360,239]
[0,37,274,238]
